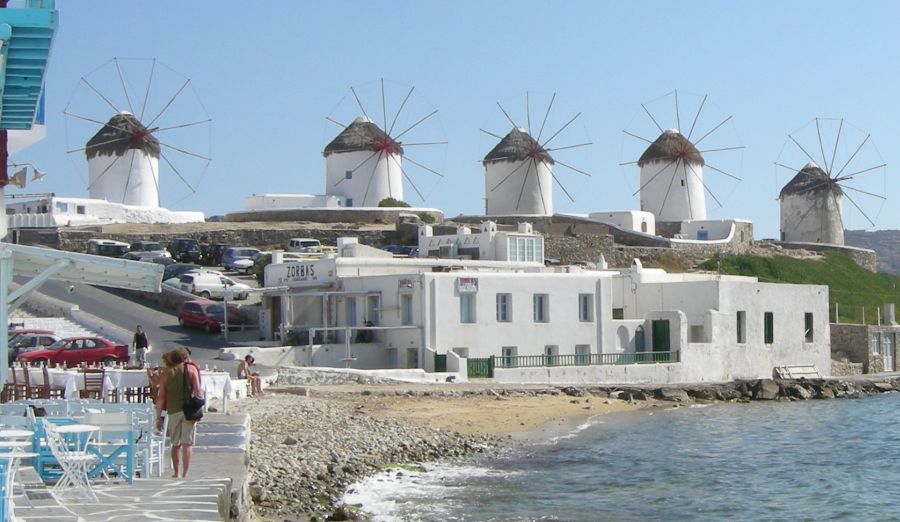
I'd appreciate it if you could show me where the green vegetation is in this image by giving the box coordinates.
[416,212,435,224]
[251,253,271,285]
[378,197,410,208]
[699,252,900,324]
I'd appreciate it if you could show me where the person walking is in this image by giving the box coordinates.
[132,325,150,366]
[155,347,202,478]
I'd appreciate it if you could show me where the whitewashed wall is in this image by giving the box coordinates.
[639,160,706,221]
[325,150,403,206]
[88,150,159,207]
[588,211,656,235]
[780,192,844,244]
[485,160,553,215]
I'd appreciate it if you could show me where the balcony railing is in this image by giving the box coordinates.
[493,351,680,369]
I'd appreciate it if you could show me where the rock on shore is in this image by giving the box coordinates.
[230,393,496,520]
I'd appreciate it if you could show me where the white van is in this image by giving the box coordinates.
[86,239,130,258]
[179,272,251,300]
[288,238,321,253]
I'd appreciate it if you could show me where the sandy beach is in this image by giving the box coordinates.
[338,387,648,437]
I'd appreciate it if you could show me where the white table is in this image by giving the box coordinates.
[201,372,234,413]
[104,369,148,390]
[46,424,99,503]
[0,451,38,519]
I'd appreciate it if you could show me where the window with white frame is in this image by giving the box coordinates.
[460,294,476,324]
[578,294,593,322]
[533,294,549,323]
[575,344,591,365]
[400,294,413,325]
[500,346,518,368]
[872,332,881,355]
[496,293,512,322]
[507,236,544,263]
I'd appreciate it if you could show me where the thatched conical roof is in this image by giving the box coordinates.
[483,127,554,165]
[85,112,160,159]
[637,129,704,167]
[323,116,403,157]
[779,162,841,198]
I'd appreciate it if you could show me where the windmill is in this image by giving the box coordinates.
[775,118,886,245]
[323,78,446,208]
[63,58,212,208]
[621,90,743,222]
[481,92,591,216]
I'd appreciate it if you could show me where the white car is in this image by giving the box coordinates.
[179,272,251,300]
[232,258,255,274]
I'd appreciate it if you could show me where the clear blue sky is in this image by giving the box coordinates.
[12,1,900,239]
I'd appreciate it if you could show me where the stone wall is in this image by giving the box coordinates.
[775,241,877,272]
[830,360,864,376]
[225,208,443,224]
[31,227,403,254]
[830,323,900,373]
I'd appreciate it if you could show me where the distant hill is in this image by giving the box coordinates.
[698,252,900,324]
[845,229,900,275]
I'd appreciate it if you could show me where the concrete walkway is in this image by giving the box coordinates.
[14,413,251,522]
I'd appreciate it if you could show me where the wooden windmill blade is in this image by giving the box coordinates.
[482,91,591,216]
[323,78,446,207]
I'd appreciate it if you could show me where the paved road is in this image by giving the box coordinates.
[20,278,241,370]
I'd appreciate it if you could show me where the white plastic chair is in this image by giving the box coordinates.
[131,409,167,478]
[42,421,98,503]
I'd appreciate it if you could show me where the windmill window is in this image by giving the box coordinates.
[680,179,685,186]
[345,170,353,180]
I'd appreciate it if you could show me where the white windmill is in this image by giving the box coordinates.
[481,92,591,216]
[776,118,886,245]
[622,90,743,222]
[323,79,446,208]
[64,58,212,208]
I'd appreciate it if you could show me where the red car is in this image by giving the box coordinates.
[17,336,129,367]
[177,299,244,333]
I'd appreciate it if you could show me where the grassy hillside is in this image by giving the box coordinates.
[698,252,900,325]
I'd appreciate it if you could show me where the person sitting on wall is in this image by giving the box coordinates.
[237,355,263,396]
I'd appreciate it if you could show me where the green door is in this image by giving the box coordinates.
[435,353,447,373]
[651,319,671,360]
[467,357,494,378]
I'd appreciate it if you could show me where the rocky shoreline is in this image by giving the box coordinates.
[234,376,900,521]
[230,392,498,521]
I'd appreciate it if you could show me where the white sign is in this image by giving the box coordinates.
[266,258,335,287]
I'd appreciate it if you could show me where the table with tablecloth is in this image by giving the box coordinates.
[8,367,148,400]
[200,372,235,413]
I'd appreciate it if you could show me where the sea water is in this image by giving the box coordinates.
[345,394,900,521]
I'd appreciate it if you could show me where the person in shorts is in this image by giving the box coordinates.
[155,347,202,478]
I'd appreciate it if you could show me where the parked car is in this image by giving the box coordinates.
[122,250,171,263]
[17,336,129,367]
[130,241,171,257]
[382,245,419,257]
[163,263,201,281]
[202,243,229,266]
[179,272,250,300]
[168,238,202,263]
[86,239,130,258]
[288,238,322,253]
[222,247,261,271]
[8,329,58,365]
[177,299,245,333]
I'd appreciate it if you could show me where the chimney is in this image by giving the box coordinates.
[884,304,897,326]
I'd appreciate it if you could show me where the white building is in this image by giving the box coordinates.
[779,162,844,245]
[243,193,341,211]
[5,195,204,231]
[638,129,706,221]
[588,210,656,235]
[258,238,831,385]
[484,127,555,216]
[87,112,160,208]
[417,221,544,263]
[324,116,404,208]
